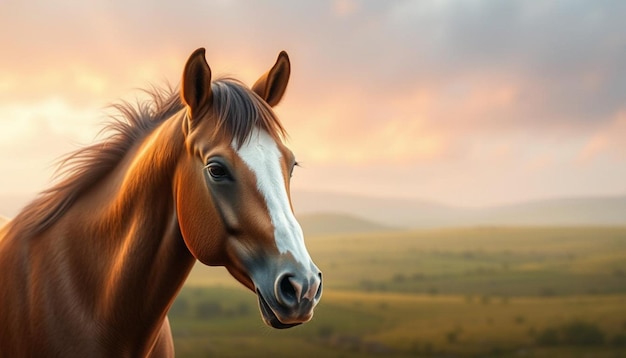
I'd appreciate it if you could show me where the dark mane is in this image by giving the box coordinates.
[211,78,286,147]
[8,79,285,238]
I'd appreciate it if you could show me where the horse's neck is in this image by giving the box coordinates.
[58,112,195,353]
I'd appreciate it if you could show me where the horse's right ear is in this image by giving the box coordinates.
[181,48,212,119]
[252,51,290,107]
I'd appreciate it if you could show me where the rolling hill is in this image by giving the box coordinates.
[292,191,626,228]
[297,213,391,236]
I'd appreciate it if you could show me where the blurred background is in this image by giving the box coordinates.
[1,1,625,356]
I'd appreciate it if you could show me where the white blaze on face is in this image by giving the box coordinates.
[235,129,312,266]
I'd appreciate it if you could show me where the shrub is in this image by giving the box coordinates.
[539,287,556,297]
[535,328,559,346]
[535,321,606,347]
[446,327,463,344]
[196,301,223,319]
[236,301,250,316]
[317,325,334,339]
[561,321,605,346]
[411,341,433,354]
[611,333,626,347]
[446,330,459,344]
[411,272,425,280]
[169,296,189,317]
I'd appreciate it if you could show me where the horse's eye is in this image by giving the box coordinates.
[206,162,230,181]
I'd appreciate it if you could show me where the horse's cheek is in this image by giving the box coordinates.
[174,165,226,265]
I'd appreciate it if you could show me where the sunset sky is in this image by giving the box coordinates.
[1,0,625,207]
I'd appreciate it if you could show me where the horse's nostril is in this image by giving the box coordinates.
[276,272,321,309]
[315,272,323,301]
[277,274,298,307]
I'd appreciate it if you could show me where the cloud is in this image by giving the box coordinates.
[0,98,102,194]
[579,110,626,163]
[4,0,625,127]
[1,0,626,205]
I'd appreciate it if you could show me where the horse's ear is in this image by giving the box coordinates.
[181,48,212,118]
[252,51,291,107]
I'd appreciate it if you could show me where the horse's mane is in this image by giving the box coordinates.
[8,79,286,238]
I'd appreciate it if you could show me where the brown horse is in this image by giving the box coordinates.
[0,48,322,357]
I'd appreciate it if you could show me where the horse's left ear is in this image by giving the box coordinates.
[252,51,291,107]
[181,48,212,119]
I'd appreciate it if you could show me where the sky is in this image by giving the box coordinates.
[1,0,625,208]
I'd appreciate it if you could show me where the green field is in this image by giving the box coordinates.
[171,227,626,357]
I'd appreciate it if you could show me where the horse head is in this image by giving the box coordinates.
[174,48,321,328]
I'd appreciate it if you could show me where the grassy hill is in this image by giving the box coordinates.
[170,287,626,358]
[307,226,626,296]
[173,226,626,357]
[0,215,8,227]
[185,226,626,297]
[297,213,392,236]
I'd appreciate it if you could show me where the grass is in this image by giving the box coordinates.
[172,227,626,357]
[170,288,626,357]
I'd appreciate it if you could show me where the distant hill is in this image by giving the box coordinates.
[1,191,625,229]
[292,191,457,228]
[0,215,8,228]
[297,213,392,237]
[292,191,626,228]
[462,196,626,227]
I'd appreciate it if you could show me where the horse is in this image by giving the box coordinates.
[0,48,322,357]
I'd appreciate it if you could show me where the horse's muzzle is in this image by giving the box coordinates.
[256,269,322,329]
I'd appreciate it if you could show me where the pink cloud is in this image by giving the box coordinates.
[579,110,626,163]
[1,0,626,206]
